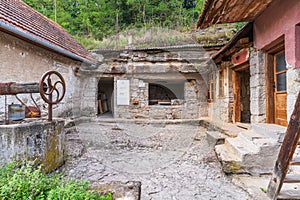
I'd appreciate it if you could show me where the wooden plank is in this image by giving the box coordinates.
[275,93,288,126]
[231,48,249,66]
[283,174,300,183]
[291,157,300,165]
[267,91,300,200]
[265,53,275,123]
[233,71,241,122]
[98,100,103,114]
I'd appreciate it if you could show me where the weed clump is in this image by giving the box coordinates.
[0,161,112,200]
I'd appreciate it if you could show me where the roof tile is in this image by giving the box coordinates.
[0,0,96,64]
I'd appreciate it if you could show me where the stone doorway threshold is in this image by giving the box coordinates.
[235,122,251,130]
[96,112,113,119]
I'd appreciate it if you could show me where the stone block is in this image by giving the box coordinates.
[250,86,265,100]
[250,98,266,115]
[251,114,266,124]
[249,49,265,76]
[0,119,65,172]
[250,74,265,87]
[91,181,141,200]
[206,131,226,145]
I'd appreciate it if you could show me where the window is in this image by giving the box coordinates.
[208,73,215,102]
[275,51,287,92]
[219,69,225,97]
[148,81,184,105]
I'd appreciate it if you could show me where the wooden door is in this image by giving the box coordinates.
[233,71,241,122]
[240,69,250,123]
[233,65,250,123]
[274,51,288,126]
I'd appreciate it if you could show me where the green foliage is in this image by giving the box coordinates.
[260,187,267,193]
[97,27,195,49]
[0,161,112,200]
[23,0,206,48]
[234,22,247,32]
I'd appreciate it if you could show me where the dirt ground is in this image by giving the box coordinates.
[60,120,252,200]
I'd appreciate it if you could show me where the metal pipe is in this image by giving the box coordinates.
[0,21,95,66]
[4,95,8,124]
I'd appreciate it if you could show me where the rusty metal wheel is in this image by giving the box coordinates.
[38,71,66,105]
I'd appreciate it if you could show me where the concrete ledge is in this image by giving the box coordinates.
[0,119,65,172]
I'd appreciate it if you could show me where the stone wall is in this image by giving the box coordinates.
[0,31,87,120]
[0,119,65,172]
[93,48,211,120]
[249,48,266,123]
[113,75,205,120]
[287,67,300,119]
[208,67,232,123]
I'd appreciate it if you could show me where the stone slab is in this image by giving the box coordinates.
[232,175,270,200]
[215,144,244,174]
[251,123,286,142]
[91,181,141,200]
[225,137,260,158]
[206,131,227,145]
[238,130,268,142]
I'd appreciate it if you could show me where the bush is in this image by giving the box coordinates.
[0,162,112,200]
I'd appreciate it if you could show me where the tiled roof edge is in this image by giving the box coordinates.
[0,20,95,66]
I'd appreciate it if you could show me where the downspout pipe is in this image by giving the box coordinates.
[0,21,96,66]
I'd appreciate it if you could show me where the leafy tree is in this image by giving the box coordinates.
[23,0,206,48]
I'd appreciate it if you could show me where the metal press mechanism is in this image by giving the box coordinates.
[0,70,66,123]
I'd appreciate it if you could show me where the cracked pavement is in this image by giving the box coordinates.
[60,120,252,200]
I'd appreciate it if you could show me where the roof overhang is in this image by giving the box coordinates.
[212,23,253,64]
[197,0,276,29]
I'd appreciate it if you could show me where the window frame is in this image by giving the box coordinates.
[148,81,184,106]
[274,50,287,93]
[207,73,215,102]
[218,69,225,98]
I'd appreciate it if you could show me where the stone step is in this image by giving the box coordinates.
[218,134,279,175]
[251,123,286,142]
[224,137,260,160]
[215,143,242,162]
[235,122,251,130]
[252,138,280,152]
[215,144,244,174]
[238,130,268,142]
[214,123,285,175]
[284,174,300,183]
[206,131,227,145]
[277,181,300,199]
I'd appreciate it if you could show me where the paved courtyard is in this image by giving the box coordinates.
[61,120,252,200]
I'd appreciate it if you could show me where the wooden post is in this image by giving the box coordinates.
[267,91,300,199]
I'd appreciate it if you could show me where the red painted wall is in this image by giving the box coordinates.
[254,0,300,68]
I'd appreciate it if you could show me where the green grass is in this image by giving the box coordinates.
[0,161,112,200]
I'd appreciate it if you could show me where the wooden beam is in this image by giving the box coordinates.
[265,53,275,123]
[233,71,241,122]
[0,82,39,95]
[290,157,300,165]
